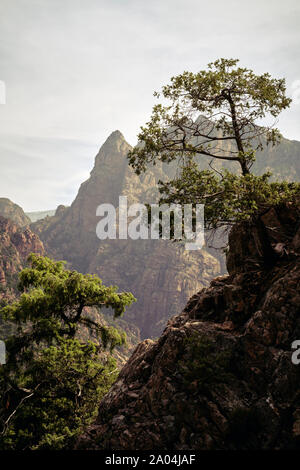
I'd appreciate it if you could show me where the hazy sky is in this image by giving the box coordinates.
[0,0,299,211]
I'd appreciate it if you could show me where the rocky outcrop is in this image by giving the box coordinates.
[0,198,31,227]
[0,216,44,299]
[77,201,300,450]
[32,131,220,338]
[89,239,219,338]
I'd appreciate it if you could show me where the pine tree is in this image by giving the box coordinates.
[0,253,135,449]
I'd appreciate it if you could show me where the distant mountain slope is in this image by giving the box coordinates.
[31,130,300,337]
[189,117,300,180]
[0,216,44,302]
[0,214,139,364]
[32,131,220,338]
[252,136,300,180]
[0,198,31,227]
[26,209,56,223]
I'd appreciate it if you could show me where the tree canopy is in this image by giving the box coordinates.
[0,254,135,449]
[128,59,299,228]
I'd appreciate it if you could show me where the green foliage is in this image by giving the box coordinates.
[179,334,232,391]
[2,253,135,338]
[0,254,135,449]
[128,58,296,229]
[128,58,291,176]
[158,163,300,229]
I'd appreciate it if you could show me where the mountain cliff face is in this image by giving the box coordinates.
[26,210,56,223]
[31,130,300,338]
[0,216,44,300]
[252,136,300,181]
[77,201,300,450]
[192,120,300,181]
[0,198,31,227]
[32,131,220,338]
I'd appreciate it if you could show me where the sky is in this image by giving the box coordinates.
[0,0,299,211]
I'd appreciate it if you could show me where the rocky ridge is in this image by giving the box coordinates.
[77,201,300,450]
[0,216,45,300]
[32,131,220,338]
[0,198,31,227]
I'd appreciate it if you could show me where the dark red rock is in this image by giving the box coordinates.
[76,202,300,450]
[0,216,44,298]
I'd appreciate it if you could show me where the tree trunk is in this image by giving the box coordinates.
[225,90,250,176]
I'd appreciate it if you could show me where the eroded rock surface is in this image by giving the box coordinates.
[77,202,300,450]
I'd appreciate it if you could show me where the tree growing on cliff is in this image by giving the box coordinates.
[0,254,135,450]
[128,58,299,228]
